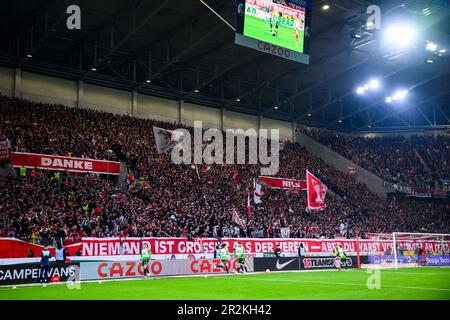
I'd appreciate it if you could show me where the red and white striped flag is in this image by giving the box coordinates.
[232,208,246,228]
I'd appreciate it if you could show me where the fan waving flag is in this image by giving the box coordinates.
[228,168,242,190]
[306,170,328,211]
[152,126,181,154]
[253,178,262,204]
[202,164,211,173]
[232,208,246,228]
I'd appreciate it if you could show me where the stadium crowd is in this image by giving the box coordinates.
[300,126,450,189]
[0,94,449,243]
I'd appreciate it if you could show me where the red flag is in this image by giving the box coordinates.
[228,168,241,189]
[228,168,237,179]
[202,164,210,173]
[306,169,328,211]
[247,193,251,219]
[235,176,241,189]
[259,176,306,190]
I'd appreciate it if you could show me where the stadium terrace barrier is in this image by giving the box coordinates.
[0,238,81,259]
[0,263,79,285]
[79,258,254,281]
[73,237,450,257]
[78,237,409,256]
[1,237,449,259]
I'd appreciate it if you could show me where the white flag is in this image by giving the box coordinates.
[232,208,246,228]
[253,178,262,204]
[152,126,181,154]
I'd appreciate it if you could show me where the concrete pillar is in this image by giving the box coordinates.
[76,80,84,108]
[292,122,297,142]
[220,108,226,131]
[14,68,21,98]
[178,100,185,124]
[131,91,138,117]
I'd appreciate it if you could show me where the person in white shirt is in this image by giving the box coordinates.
[298,243,306,258]
[55,244,65,263]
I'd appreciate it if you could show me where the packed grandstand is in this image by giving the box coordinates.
[0,94,449,245]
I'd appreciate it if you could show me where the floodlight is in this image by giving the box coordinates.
[369,79,380,89]
[398,89,408,99]
[392,89,408,101]
[426,42,437,51]
[385,25,417,47]
[352,31,363,39]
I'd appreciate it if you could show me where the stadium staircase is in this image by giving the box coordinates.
[296,131,391,198]
[412,148,439,188]
[413,148,429,171]
[413,148,432,175]
[118,161,129,192]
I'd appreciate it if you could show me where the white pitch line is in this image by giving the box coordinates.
[1,268,448,293]
[233,277,450,292]
[0,269,343,290]
[377,270,450,276]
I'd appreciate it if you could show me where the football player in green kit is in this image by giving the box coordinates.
[234,242,247,274]
[140,243,152,278]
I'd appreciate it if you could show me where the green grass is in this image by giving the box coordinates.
[1,268,449,300]
[244,15,304,52]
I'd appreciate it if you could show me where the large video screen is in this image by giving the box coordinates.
[235,0,312,64]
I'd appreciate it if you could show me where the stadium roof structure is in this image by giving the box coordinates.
[0,0,449,133]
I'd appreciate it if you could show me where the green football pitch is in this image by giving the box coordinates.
[244,15,304,53]
[1,268,449,300]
